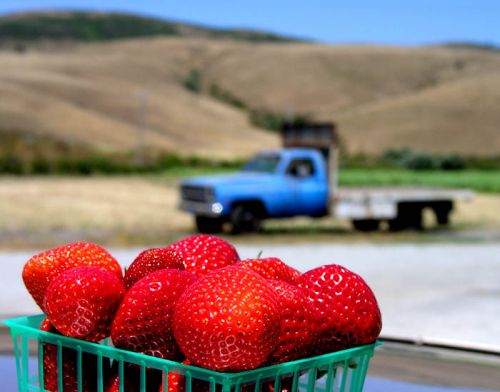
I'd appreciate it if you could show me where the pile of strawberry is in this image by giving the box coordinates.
[22,235,382,392]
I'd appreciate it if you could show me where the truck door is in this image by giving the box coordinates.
[285,158,328,216]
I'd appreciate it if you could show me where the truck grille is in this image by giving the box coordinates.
[181,185,214,202]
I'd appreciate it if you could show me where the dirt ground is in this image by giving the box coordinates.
[0,176,499,249]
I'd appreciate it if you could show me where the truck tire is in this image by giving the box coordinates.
[231,204,263,234]
[390,202,423,231]
[432,201,453,225]
[195,216,224,234]
[352,219,380,232]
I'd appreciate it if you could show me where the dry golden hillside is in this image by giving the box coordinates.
[1,37,499,158]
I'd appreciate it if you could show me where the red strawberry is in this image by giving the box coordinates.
[167,235,239,276]
[158,360,190,392]
[40,318,99,392]
[44,266,125,342]
[173,266,281,372]
[266,280,315,364]
[112,269,197,359]
[162,369,185,392]
[238,257,300,284]
[105,373,121,392]
[23,241,122,310]
[297,264,382,354]
[124,248,184,289]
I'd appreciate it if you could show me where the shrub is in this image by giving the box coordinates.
[158,153,184,169]
[209,84,246,109]
[31,156,51,174]
[439,154,466,171]
[249,109,311,132]
[382,148,413,164]
[183,69,202,93]
[400,152,439,171]
[0,154,24,174]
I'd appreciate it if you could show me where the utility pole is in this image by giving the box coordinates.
[136,91,148,166]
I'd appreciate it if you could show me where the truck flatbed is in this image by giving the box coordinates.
[336,187,473,202]
[334,187,474,231]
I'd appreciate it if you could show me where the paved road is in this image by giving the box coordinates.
[2,243,500,351]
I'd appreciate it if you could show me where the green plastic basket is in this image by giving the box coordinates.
[4,314,379,392]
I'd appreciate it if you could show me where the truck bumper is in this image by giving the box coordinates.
[180,200,224,217]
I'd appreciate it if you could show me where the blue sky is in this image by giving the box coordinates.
[1,0,499,45]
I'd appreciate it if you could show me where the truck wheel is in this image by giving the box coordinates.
[433,201,453,225]
[195,216,224,234]
[352,219,380,232]
[391,203,423,231]
[231,205,262,234]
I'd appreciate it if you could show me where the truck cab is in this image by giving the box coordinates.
[180,148,330,233]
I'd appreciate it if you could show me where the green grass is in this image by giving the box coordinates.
[160,166,500,193]
[339,168,500,193]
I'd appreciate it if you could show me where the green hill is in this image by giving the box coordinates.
[0,10,297,43]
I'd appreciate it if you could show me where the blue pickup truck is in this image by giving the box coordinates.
[179,123,472,233]
[180,148,333,233]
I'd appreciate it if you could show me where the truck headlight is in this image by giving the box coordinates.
[211,202,223,214]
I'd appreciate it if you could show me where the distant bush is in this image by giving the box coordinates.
[382,148,413,164]
[400,152,439,171]
[31,156,51,174]
[249,109,311,132]
[183,69,202,93]
[209,84,246,109]
[0,154,24,174]
[0,151,244,176]
[158,153,184,169]
[463,155,500,170]
[381,148,468,171]
[439,154,466,171]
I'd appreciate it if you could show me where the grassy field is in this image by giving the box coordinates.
[0,174,499,249]
[340,169,500,193]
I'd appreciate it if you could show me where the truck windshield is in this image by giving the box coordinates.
[242,154,280,173]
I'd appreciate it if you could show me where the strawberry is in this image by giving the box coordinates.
[104,372,121,392]
[162,369,185,392]
[167,235,239,276]
[124,248,185,289]
[238,257,300,284]
[40,318,99,392]
[173,266,281,372]
[158,360,191,392]
[112,269,197,359]
[44,266,125,342]
[266,280,315,364]
[23,241,122,310]
[297,264,382,354]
